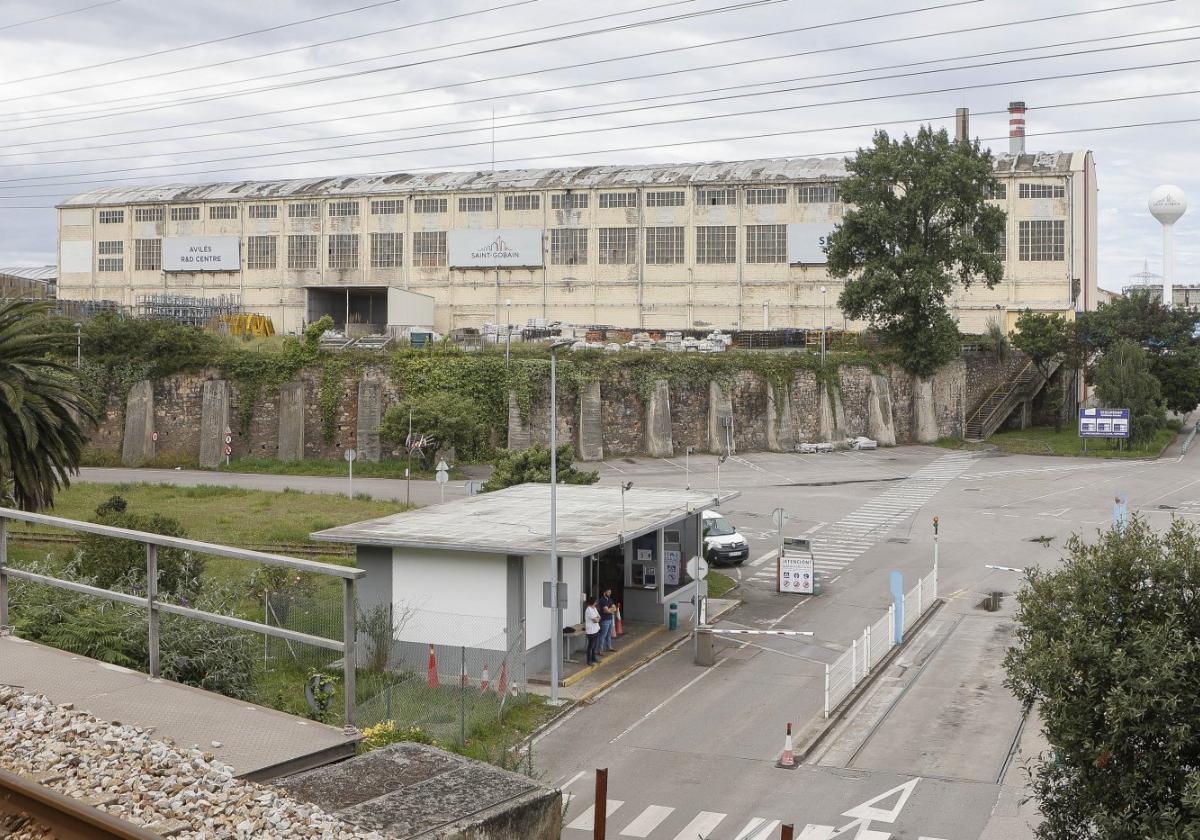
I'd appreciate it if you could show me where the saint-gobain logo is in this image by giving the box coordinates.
[1152,195,1183,209]
[471,235,520,260]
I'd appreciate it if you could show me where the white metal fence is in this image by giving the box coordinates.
[823,564,938,718]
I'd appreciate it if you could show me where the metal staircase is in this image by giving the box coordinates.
[964,358,1061,442]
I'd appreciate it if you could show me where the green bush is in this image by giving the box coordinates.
[358,720,436,753]
[379,391,490,462]
[482,444,599,492]
[77,495,205,598]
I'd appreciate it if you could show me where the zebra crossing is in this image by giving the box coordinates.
[565,799,781,839]
[747,452,976,585]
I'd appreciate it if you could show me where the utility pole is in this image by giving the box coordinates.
[405,408,413,507]
[548,338,572,704]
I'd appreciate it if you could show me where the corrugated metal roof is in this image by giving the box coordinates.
[0,265,56,282]
[58,152,1081,208]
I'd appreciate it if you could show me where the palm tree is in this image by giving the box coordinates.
[0,299,96,510]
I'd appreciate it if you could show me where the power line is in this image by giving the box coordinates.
[0,0,122,32]
[7,36,1200,188]
[0,0,1152,150]
[8,21,1196,172]
[0,0,699,111]
[0,0,981,131]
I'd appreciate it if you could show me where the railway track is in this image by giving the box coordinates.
[0,768,162,839]
[6,531,351,559]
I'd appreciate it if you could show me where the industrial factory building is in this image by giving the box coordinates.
[56,106,1097,336]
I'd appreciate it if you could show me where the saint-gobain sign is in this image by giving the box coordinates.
[1079,407,1131,438]
[163,237,241,272]
[786,223,835,265]
[448,229,543,268]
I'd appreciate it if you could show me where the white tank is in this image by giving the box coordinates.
[1148,185,1188,308]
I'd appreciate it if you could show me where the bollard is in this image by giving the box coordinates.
[779,824,795,840]
[668,602,678,631]
[695,627,715,666]
[594,768,608,840]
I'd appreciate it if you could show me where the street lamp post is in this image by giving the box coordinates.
[548,338,572,705]
[619,481,633,534]
[819,287,827,363]
[74,322,82,367]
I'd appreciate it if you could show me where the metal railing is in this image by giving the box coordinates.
[0,768,162,839]
[823,563,938,718]
[0,508,366,730]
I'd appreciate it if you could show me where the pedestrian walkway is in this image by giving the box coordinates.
[565,799,782,839]
[744,452,976,587]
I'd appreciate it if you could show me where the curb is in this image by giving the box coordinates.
[560,625,667,688]
[793,598,947,765]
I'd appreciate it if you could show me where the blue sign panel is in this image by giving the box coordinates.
[1078,408,1131,439]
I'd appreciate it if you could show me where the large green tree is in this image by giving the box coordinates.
[1004,517,1200,839]
[1012,311,1083,432]
[1092,339,1165,444]
[826,125,1006,377]
[379,391,490,463]
[0,299,95,510]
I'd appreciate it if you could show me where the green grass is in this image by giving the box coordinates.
[707,570,737,598]
[215,457,469,481]
[984,425,1177,458]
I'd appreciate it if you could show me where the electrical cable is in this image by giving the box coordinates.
[0,0,980,130]
[7,21,1198,172]
[0,0,1152,149]
[0,0,123,32]
[6,39,1200,189]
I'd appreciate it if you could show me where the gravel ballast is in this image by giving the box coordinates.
[0,686,384,839]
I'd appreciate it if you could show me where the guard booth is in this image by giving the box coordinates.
[312,484,728,675]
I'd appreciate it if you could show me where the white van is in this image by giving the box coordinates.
[702,509,749,565]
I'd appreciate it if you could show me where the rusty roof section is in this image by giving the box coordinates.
[58,152,1082,208]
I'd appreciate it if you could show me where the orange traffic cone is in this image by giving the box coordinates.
[427,644,439,688]
[497,660,508,696]
[777,722,796,769]
[614,604,624,637]
[480,663,490,693]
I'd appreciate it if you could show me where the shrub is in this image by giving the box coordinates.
[358,720,435,753]
[77,496,204,598]
[482,444,599,492]
[379,391,490,463]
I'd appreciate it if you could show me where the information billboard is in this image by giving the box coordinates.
[162,236,241,272]
[786,223,835,265]
[448,229,544,268]
[1078,407,1131,439]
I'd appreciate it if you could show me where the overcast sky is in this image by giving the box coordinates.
[1,0,1198,291]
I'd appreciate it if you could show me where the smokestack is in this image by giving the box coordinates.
[1008,101,1026,155]
[955,107,969,142]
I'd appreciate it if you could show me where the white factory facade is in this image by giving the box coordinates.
[57,128,1097,336]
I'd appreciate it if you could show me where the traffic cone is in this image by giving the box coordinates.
[776,722,796,769]
[427,645,439,688]
[614,604,624,637]
[480,663,490,693]
[497,660,508,696]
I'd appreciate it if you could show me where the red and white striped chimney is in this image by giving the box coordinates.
[1008,101,1026,155]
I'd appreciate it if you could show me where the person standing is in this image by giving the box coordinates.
[597,587,616,653]
[584,596,601,665]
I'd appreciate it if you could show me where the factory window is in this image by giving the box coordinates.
[599,192,638,209]
[97,240,123,255]
[209,205,238,220]
[598,228,636,264]
[98,257,124,272]
[797,184,839,204]
[288,203,319,219]
[287,235,319,269]
[133,207,163,222]
[413,231,447,266]
[413,198,448,214]
[248,204,278,219]
[458,196,493,213]
[247,236,277,270]
[370,199,403,215]
[985,183,1007,200]
[1018,220,1064,261]
[170,207,200,221]
[645,226,684,264]
[504,194,540,211]
[994,228,1007,261]
[746,187,787,205]
[746,224,787,263]
[696,188,736,206]
[551,193,589,210]
[98,210,124,224]
[328,234,360,269]
[696,226,736,263]
[329,201,360,217]
[1019,182,1064,199]
[371,232,402,268]
[646,190,684,208]
[551,228,588,265]
[133,238,161,271]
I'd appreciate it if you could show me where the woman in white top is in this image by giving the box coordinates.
[584,596,601,665]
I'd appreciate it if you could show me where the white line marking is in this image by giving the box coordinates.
[567,800,624,831]
[751,549,777,567]
[769,596,810,630]
[560,770,586,790]
[601,461,627,474]
[670,811,727,840]
[620,805,675,837]
[610,659,726,742]
[803,521,827,534]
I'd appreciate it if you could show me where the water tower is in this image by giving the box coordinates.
[1149,185,1188,307]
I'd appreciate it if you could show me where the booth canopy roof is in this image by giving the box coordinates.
[310,484,721,558]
